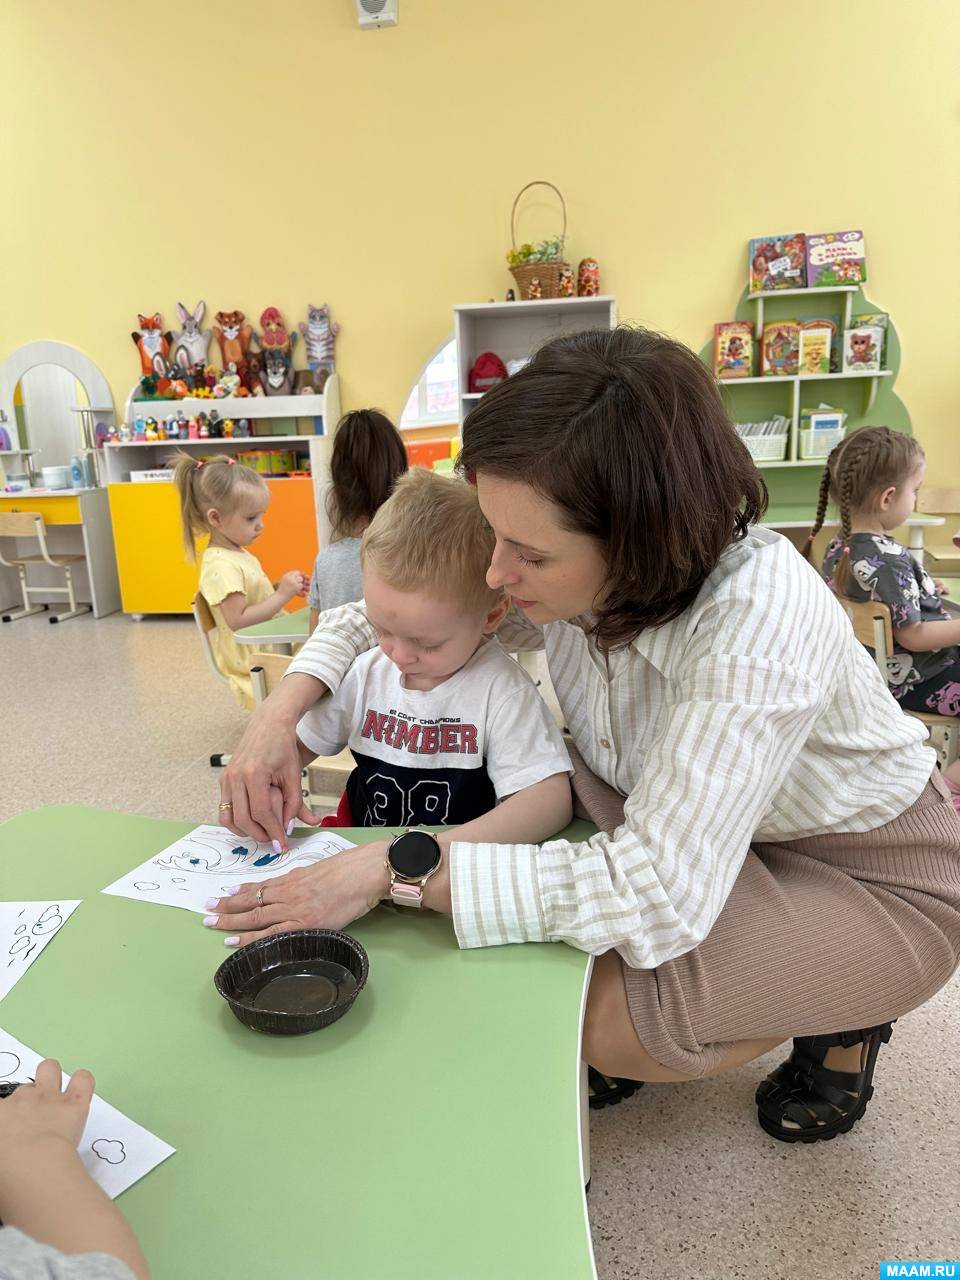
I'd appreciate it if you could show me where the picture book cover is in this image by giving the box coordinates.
[802,317,840,371]
[843,325,884,373]
[852,312,888,363]
[761,321,800,376]
[749,234,807,293]
[713,321,754,379]
[798,326,832,376]
[806,230,867,287]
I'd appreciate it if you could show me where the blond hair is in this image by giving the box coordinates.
[361,468,499,612]
[804,426,924,595]
[171,451,268,559]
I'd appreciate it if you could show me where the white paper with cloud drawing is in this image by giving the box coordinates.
[100,824,356,914]
[0,902,81,1003]
[0,1028,175,1198]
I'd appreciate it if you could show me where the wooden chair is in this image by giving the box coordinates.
[192,593,234,768]
[917,486,960,575]
[0,510,91,624]
[249,650,354,813]
[842,598,959,768]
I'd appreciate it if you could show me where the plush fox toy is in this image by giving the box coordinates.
[131,313,172,377]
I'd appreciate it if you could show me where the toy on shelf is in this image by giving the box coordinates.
[577,258,600,296]
[558,265,575,297]
[843,325,884,373]
[198,412,210,439]
[798,326,832,376]
[802,317,840,371]
[131,313,173,377]
[299,303,339,384]
[761,321,800,376]
[748,234,806,293]
[213,310,254,388]
[262,348,296,396]
[212,371,243,398]
[713,321,754,379]
[806,230,866,288]
[259,306,296,357]
[526,277,542,300]
[172,301,211,371]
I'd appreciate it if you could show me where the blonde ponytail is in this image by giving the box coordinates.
[170,451,267,560]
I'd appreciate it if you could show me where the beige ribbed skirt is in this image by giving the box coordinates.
[568,745,960,1078]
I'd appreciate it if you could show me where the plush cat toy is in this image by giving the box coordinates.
[259,306,296,358]
[131,313,173,377]
[172,301,211,371]
[298,303,339,380]
[262,348,296,397]
[213,310,254,388]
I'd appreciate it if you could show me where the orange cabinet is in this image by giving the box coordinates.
[108,479,317,614]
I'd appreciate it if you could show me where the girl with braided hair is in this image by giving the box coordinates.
[809,428,960,805]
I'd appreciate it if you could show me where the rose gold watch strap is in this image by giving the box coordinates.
[389,878,425,908]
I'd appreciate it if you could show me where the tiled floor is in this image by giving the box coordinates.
[3,610,958,1279]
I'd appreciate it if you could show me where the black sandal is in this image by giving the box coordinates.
[755,1022,895,1143]
[587,1065,644,1110]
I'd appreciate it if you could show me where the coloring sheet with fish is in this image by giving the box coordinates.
[0,902,81,1003]
[101,825,356,913]
[0,1028,175,1198]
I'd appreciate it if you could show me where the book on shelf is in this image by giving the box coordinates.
[713,321,754,379]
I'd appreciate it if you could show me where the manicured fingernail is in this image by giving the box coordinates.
[203,915,218,927]
[223,885,242,897]
[225,936,240,946]
[203,897,219,910]
[286,819,295,836]
[272,840,282,854]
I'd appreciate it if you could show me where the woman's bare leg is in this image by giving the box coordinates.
[583,951,786,1083]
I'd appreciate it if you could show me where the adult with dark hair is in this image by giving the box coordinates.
[212,328,960,1144]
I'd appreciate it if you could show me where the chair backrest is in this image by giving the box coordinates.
[917,487,960,515]
[841,598,893,675]
[192,593,231,687]
[0,510,45,538]
[249,651,292,705]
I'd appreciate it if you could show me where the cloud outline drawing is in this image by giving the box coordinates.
[92,1139,126,1165]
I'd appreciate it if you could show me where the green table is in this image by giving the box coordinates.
[235,605,311,652]
[0,807,596,1280]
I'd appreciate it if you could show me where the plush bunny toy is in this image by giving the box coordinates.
[172,301,211,371]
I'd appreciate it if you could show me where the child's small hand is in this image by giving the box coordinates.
[279,570,307,601]
[0,1059,94,1155]
[934,578,949,596]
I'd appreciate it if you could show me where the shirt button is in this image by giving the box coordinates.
[599,737,611,748]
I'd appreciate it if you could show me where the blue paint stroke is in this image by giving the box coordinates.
[253,852,281,868]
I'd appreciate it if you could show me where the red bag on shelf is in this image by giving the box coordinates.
[468,352,507,394]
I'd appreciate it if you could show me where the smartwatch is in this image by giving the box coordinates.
[386,830,442,909]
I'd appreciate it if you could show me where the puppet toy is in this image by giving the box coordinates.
[262,348,296,397]
[298,303,339,381]
[213,310,254,386]
[259,306,296,358]
[172,301,212,371]
[131,313,172,378]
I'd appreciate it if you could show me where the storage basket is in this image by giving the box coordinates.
[735,416,789,463]
[509,181,570,300]
[800,427,845,460]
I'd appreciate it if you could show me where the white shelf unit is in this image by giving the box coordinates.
[108,374,341,545]
[746,284,860,338]
[453,296,617,426]
[718,369,894,467]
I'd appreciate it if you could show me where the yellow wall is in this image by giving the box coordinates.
[2,1,958,480]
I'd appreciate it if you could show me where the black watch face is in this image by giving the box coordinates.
[390,831,441,879]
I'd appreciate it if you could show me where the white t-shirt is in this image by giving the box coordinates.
[297,638,571,827]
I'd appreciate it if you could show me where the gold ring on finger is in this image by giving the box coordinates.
[256,886,265,907]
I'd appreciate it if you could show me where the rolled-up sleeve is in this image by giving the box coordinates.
[450,652,828,969]
[286,601,377,694]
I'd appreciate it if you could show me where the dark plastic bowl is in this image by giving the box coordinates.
[214,929,369,1036]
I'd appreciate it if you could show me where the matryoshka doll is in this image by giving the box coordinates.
[577,258,600,296]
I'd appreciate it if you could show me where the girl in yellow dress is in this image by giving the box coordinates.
[173,452,307,708]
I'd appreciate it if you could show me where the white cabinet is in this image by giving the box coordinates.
[453,297,617,426]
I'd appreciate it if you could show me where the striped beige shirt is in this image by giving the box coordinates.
[290,527,934,969]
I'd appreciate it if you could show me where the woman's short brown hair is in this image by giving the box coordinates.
[457,325,767,649]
